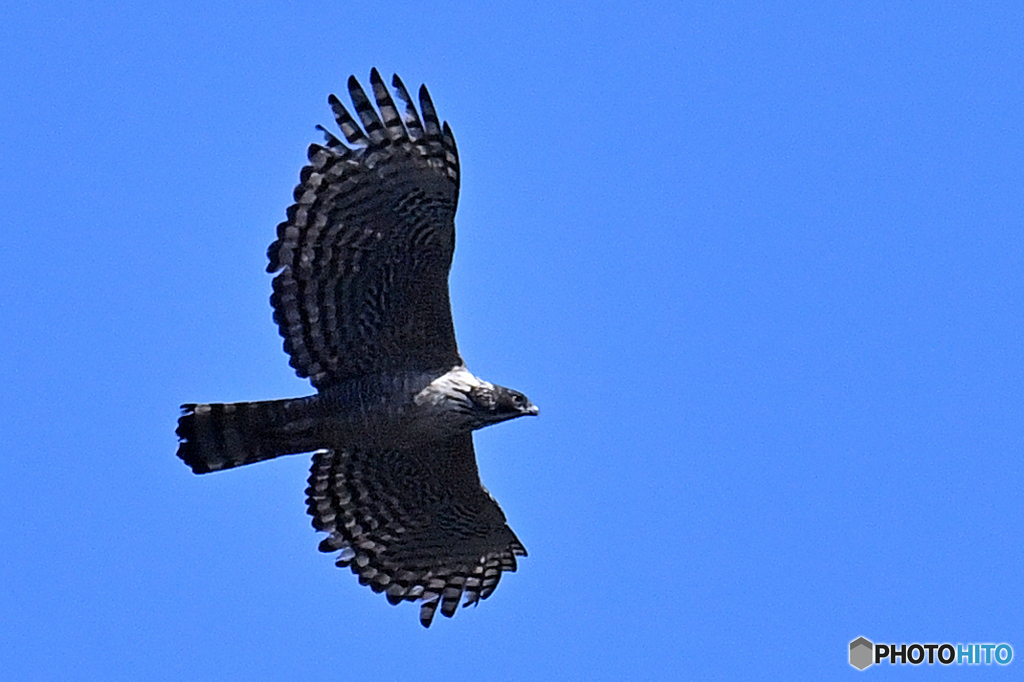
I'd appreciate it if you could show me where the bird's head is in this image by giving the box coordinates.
[467,384,540,426]
[416,367,538,430]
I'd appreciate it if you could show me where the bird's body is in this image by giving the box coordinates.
[176,70,536,627]
[179,368,534,470]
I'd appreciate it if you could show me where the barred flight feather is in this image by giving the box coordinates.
[178,71,535,629]
[306,440,526,627]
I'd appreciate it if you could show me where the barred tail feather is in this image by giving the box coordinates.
[176,398,322,474]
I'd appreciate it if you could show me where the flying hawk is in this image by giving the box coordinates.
[176,70,538,627]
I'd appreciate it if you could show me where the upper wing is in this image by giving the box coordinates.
[306,435,527,627]
[268,69,462,389]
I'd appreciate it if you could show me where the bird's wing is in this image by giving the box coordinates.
[268,69,462,388]
[306,435,526,627]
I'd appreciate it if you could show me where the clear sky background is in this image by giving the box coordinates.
[2,2,1021,679]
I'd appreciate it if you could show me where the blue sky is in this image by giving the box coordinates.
[2,1,1021,679]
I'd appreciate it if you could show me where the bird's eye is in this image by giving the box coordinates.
[512,394,525,406]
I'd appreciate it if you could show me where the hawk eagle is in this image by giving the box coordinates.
[176,70,538,627]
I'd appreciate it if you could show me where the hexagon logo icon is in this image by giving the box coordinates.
[850,637,874,670]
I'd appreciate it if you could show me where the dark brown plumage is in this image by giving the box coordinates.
[177,70,537,627]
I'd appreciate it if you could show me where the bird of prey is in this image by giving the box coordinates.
[176,69,538,627]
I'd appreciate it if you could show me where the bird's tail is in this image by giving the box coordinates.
[176,397,323,474]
